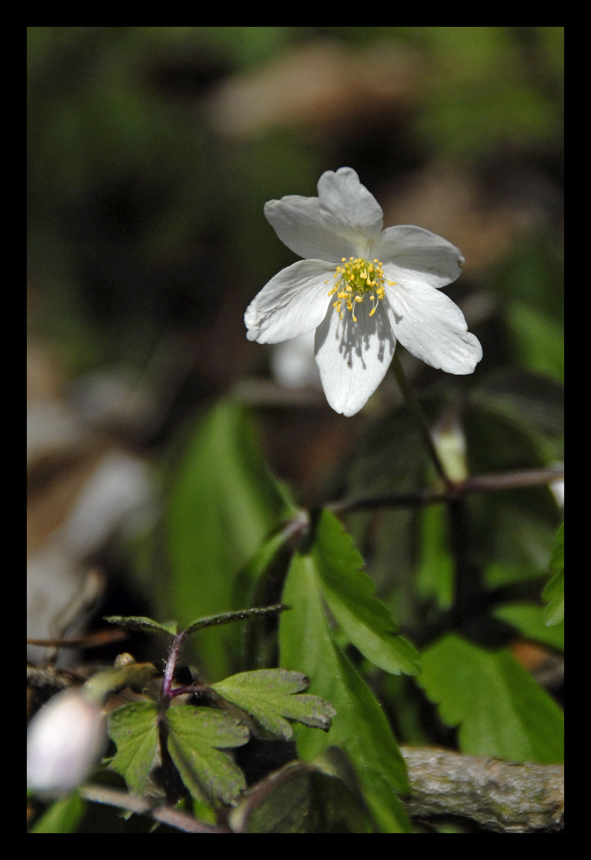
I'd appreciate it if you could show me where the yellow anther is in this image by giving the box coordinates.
[329,256,388,323]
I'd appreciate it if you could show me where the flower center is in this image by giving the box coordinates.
[326,257,394,322]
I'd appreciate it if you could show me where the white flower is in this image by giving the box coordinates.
[27,689,106,795]
[245,167,482,417]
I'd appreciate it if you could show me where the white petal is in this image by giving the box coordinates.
[374,225,464,289]
[384,280,482,375]
[265,196,355,262]
[317,168,384,242]
[245,260,335,344]
[314,301,396,416]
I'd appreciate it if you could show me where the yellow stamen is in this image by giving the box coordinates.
[327,256,391,323]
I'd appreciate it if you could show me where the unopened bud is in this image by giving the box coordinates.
[27,689,106,795]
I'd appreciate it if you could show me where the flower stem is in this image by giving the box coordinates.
[391,352,453,490]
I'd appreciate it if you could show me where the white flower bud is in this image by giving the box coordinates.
[27,689,106,795]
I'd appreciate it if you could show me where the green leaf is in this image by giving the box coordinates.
[543,522,564,626]
[29,791,85,833]
[184,604,290,638]
[211,669,336,740]
[104,616,177,636]
[493,602,564,651]
[165,707,249,806]
[107,703,160,795]
[165,399,286,679]
[418,633,564,763]
[311,510,420,676]
[229,762,370,833]
[279,550,411,833]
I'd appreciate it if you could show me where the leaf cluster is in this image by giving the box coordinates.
[102,608,336,822]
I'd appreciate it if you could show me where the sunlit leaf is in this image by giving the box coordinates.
[311,510,420,676]
[418,633,564,763]
[211,669,335,740]
[165,707,249,806]
[543,522,564,626]
[107,703,160,796]
[279,550,411,833]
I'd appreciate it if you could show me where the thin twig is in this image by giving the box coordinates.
[79,785,232,833]
[329,467,564,516]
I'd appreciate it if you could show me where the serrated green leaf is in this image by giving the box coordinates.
[493,602,564,651]
[107,703,160,795]
[279,551,411,833]
[29,791,85,833]
[165,399,286,679]
[544,522,564,625]
[418,633,564,763]
[104,616,177,636]
[311,510,420,676]
[166,707,249,806]
[211,669,336,740]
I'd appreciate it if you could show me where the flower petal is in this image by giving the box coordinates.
[314,301,396,416]
[317,168,384,243]
[265,196,355,262]
[374,225,464,289]
[245,260,334,344]
[384,280,482,375]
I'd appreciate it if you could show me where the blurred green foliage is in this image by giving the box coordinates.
[164,401,288,680]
